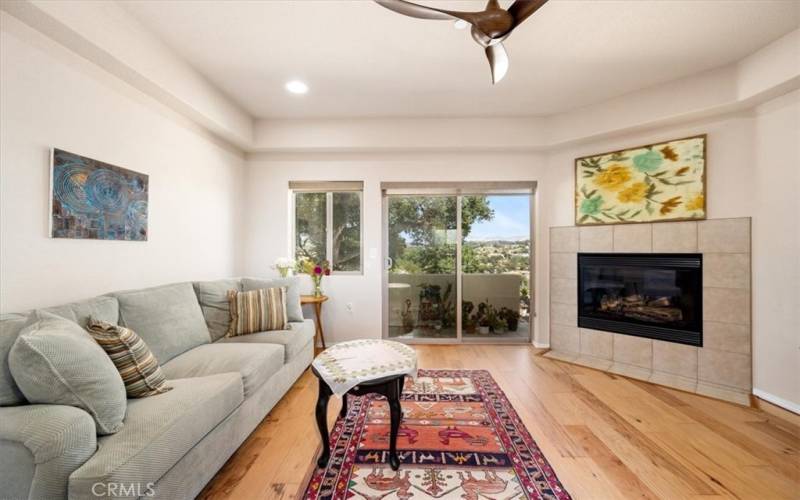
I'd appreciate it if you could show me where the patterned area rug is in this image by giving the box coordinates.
[304,369,571,499]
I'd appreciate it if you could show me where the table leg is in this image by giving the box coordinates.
[315,378,332,468]
[314,302,326,349]
[387,378,402,471]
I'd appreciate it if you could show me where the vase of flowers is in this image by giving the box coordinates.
[298,259,330,297]
[272,257,296,278]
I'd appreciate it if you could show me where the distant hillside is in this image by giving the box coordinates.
[465,236,530,243]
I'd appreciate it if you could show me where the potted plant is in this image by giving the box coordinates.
[272,257,296,277]
[401,298,415,333]
[499,307,520,332]
[477,314,491,334]
[462,301,476,333]
[476,301,491,334]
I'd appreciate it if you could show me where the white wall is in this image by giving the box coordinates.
[0,14,245,312]
[243,92,800,408]
[751,90,800,409]
[243,155,546,345]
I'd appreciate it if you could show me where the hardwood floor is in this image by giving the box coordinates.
[198,345,800,499]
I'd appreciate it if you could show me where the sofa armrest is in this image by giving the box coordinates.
[0,405,97,500]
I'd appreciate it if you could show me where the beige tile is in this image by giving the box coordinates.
[613,224,652,252]
[698,218,750,253]
[650,371,698,393]
[550,325,580,353]
[703,321,750,355]
[704,287,750,325]
[703,253,750,289]
[609,362,652,382]
[551,278,577,305]
[613,335,652,368]
[580,328,613,360]
[695,382,751,406]
[652,340,698,379]
[550,301,577,327]
[579,226,613,252]
[550,252,577,279]
[652,221,698,252]
[550,226,579,253]
[543,350,578,363]
[575,355,614,372]
[699,349,752,390]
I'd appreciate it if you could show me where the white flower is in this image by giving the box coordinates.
[272,257,295,270]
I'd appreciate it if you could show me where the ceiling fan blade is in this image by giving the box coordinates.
[373,0,475,23]
[507,0,549,26]
[485,43,509,84]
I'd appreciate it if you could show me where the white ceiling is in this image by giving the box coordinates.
[120,0,800,119]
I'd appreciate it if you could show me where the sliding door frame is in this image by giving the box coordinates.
[381,182,537,345]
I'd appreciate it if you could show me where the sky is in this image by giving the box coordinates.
[466,195,530,242]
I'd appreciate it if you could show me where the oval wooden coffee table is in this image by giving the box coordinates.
[311,339,417,471]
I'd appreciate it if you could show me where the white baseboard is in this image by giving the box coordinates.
[753,388,800,415]
[533,341,550,348]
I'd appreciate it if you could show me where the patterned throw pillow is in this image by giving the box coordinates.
[87,318,172,398]
[227,287,288,337]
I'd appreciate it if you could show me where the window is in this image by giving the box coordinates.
[291,182,363,273]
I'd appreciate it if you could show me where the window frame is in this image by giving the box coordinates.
[290,187,364,275]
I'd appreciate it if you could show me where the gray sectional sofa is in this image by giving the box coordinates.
[0,278,315,500]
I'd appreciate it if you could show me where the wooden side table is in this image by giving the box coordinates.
[301,294,328,349]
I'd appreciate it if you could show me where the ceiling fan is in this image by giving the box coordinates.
[374,0,549,84]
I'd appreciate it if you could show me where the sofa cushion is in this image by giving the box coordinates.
[40,295,119,328]
[218,319,315,363]
[9,312,127,435]
[242,277,304,322]
[0,404,97,500]
[0,313,28,406]
[192,279,242,342]
[68,374,243,500]
[112,282,211,364]
[161,343,284,398]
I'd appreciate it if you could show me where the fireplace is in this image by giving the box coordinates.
[578,253,702,346]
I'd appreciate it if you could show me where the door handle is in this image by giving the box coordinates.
[386,257,393,270]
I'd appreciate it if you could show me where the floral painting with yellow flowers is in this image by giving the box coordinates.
[575,135,706,225]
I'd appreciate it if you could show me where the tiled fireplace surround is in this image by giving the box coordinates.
[545,218,752,405]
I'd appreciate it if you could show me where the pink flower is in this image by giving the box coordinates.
[314,266,323,275]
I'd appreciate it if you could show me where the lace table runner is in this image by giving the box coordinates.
[312,339,417,396]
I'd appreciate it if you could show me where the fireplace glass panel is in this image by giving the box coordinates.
[578,253,702,346]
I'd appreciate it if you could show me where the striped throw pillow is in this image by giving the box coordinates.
[227,287,288,337]
[87,318,172,398]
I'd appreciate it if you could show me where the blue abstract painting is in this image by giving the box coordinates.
[50,149,148,241]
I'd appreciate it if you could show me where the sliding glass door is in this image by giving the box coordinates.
[383,185,533,343]
[461,195,531,340]
[387,195,458,340]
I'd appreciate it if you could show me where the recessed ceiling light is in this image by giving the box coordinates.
[454,19,469,30]
[285,80,309,95]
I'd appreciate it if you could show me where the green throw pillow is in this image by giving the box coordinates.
[9,311,127,435]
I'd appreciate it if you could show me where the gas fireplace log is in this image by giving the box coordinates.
[623,306,683,323]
